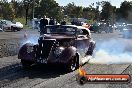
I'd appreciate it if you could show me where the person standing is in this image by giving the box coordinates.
[39,15,48,34]
[49,17,55,25]
[61,19,66,25]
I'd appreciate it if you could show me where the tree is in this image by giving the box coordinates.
[0,0,14,20]
[95,2,101,21]
[83,7,90,19]
[118,1,132,22]
[34,0,63,21]
[74,6,83,18]
[63,2,76,18]
[63,2,83,18]
[22,0,31,25]
[100,1,113,21]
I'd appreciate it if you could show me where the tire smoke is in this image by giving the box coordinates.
[90,39,132,64]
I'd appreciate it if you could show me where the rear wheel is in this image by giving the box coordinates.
[21,59,33,69]
[11,26,15,32]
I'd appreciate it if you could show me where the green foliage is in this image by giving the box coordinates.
[63,2,76,18]
[63,2,83,18]
[0,0,132,24]
[34,0,63,22]
[14,18,25,25]
[116,1,132,21]
[0,1,14,21]
[100,1,113,21]
[85,20,94,24]
[14,18,30,29]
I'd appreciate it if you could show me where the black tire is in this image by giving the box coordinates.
[16,28,21,31]
[66,56,79,72]
[21,59,32,69]
[87,43,95,55]
[11,26,15,32]
[2,27,6,31]
[79,76,87,85]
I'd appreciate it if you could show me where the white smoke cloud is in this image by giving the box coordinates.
[90,39,132,64]
[23,36,39,45]
[21,30,39,45]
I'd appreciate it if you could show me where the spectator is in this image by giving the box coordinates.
[61,19,66,25]
[49,17,55,25]
[39,15,48,34]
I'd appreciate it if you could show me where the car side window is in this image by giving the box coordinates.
[76,29,83,35]
[82,29,89,35]
[2,21,6,24]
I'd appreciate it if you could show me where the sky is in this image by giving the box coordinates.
[55,0,132,8]
[7,0,132,8]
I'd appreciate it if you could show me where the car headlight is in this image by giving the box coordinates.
[54,47,64,55]
[27,46,33,53]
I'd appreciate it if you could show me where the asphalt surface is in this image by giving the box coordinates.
[0,29,132,88]
[0,30,39,39]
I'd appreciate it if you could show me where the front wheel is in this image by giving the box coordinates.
[66,56,79,72]
[21,59,33,69]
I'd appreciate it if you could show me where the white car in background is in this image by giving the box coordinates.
[15,22,23,29]
[0,20,23,31]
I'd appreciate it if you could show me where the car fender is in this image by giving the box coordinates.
[18,43,35,61]
[59,46,77,63]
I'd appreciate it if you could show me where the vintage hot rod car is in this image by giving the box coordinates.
[18,25,95,71]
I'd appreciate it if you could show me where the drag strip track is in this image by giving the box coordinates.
[0,57,131,88]
[0,60,68,88]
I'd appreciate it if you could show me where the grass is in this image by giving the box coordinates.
[85,20,94,24]
[14,18,31,29]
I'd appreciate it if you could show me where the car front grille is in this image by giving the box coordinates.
[36,39,56,60]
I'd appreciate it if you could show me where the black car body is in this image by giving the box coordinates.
[18,25,95,71]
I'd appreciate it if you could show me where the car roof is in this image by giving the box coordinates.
[46,25,77,27]
[46,25,88,29]
[46,25,90,32]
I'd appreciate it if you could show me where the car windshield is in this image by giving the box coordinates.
[44,26,76,35]
[5,20,12,24]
